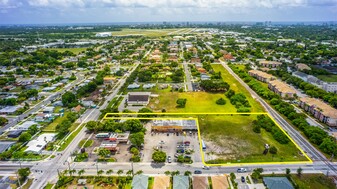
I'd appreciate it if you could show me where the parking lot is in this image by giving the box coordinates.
[143,122,202,163]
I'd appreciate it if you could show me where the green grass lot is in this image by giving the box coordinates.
[317,75,337,82]
[58,177,132,189]
[49,48,87,54]
[78,139,94,148]
[198,114,308,163]
[110,28,184,37]
[58,123,82,151]
[265,174,336,189]
[148,91,237,113]
[212,64,264,112]
[42,112,69,131]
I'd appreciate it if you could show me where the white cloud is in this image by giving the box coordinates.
[26,0,310,9]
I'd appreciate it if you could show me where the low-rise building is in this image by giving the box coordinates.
[259,61,282,68]
[151,119,197,132]
[0,106,21,115]
[15,121,38,131]
[127,92,151,106]
[296,63,311,71]
[103,77,116,86]
[268,80,296,98]
[193,176,209,189]
[132,175,149,189]
[299,97,337,127]
[322,82,337,93]
[173,175,189,189]
[248,70,275,83]
[0,141,16,153]
[25,133,56,154]
[263,177,294,189]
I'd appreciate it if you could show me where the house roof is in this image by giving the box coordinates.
[263,177,294,189]
[173,175,189,189]
[25,133,56,154]
[73,105,83,112]
[300,97,337,118]
[0,141,16,153]
[260,60,282,65]
[0,106,21,113]
[127,92,151,102]
[211,176,229,189]
[268,80,296,94]
[193,176,209,189]
[248,70,274,80]
[153,176,170,189]
[132,175,149,189]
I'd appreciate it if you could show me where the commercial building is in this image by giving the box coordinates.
[259,61,282,68]
[322,82,337,93]
[268,80,296,99]
[25,133,56,154]
[299,97,337,127]
[127,92,151,106]
[248,70,275,83]
[151,119,197,133]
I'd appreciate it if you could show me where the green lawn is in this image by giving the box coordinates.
[78,139,94,148]
[317,75,337,82]
[43,112,69,131]
[212,64,264,112]
[58,123,83,151]
[49,48,87,54]
[148,91,238,113]
[198,114,309,163]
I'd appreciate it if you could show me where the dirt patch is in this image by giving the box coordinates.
[203,135,251,161]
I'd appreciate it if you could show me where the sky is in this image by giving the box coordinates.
[0,0,336,24]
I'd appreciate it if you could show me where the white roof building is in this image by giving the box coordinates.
[25,133,56,154]
[15,121,38,131]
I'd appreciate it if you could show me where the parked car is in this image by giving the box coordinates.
[241,176,245,183]
[194,170,202,174]
[167,156,172,163]
[202,166,210,170]
[237,168,247,173]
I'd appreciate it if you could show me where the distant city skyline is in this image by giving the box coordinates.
[0,0,337,24]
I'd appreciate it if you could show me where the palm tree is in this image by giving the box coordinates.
[164,171,170,176]
[106,169,113,175]
[184,171,191,176]
[126,170,133,176]
[297,167,302,177]
[78,169,85,177]
[97,170,104,177]
[117,170,123,176]
[135,170,143,175]
[63,170,69,176]
[69,169,76,176]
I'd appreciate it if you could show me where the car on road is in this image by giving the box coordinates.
[241,176,245,183]
[167,156,172,163]
[237,168,247,173]
[194,170,202,174]
[202,166,210,170]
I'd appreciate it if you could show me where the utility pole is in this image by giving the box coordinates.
[16,171,22,188]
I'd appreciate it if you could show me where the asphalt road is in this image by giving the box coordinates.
[0,74,86,134]
[182,61,193,92]
[219,60,337,176]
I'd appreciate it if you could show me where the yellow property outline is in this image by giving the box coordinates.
[104,112,313,166]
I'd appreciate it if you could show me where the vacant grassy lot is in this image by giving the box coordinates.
[148,91,237,113]
[43,112,69,131]
[198,114,308,163]
[111,28,185,37]
[212,64,264,112]
[317,75,337,82]
[49,48,86,54]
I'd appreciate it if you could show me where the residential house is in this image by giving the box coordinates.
[131,175,149,189]
[0,106,21,115]
[25,133,56,154]
[15,121,38,131]
[193,176,209,189]
[43,106,55,114]
[127,83,140,89]
[72,105,83,113]
[268,80,296,99]
[296,63,311,71]
[299,97,337,127]
[211,176,229,189]
[263,177,294,189]
[153,176,170,189]
[173,175,189,189]
[103,77,116,86]
[0,141,16,153]
[7,130,23,138]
